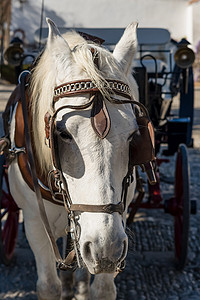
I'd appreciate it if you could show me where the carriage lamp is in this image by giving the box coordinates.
[174,39,195,69]
[4,37,24,66]
[173,39,195,95]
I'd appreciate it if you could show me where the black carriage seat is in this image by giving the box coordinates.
[132,34,194,155]
[133,63,172,129]
[132,28,173,129]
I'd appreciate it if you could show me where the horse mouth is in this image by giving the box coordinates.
[92,259,116,274]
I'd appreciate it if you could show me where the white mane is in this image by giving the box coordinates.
[30,31,128,174]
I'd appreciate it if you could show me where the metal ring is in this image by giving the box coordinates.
[71,83,75,91]
[18,70,31,84]
[66,84,71,92]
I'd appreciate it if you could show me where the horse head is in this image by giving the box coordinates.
[31,18,139,274]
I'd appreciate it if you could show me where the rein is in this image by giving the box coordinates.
[20,73,76,270]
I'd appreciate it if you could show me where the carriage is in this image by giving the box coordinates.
[0,20,197,299]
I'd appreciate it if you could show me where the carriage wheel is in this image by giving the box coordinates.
[0,155,19,265]
[174,144,190,270]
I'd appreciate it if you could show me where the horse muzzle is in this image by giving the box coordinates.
[81,236,128,274]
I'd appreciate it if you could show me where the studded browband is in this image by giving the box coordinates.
[53,79,132,103]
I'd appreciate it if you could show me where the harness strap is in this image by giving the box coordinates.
[20,73,75,270]
[14,101,64,205]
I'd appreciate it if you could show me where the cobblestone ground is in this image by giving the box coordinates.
[0,80,200,300]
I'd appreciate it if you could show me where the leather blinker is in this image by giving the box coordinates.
[129,114,156,184]
[129,115,155,167]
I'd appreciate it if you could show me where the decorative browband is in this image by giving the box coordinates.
[53,79,131,102]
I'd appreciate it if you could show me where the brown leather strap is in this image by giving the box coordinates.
[20,73,73,269]
[70,202,124,215]
[15,101,64,205]
[18,152,64,205]
[78,31,105,45]
[44,111,51,140]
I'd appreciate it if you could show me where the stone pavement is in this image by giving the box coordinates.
[0,80,200,300]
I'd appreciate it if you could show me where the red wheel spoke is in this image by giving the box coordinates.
[2,211,19,260]
[174,144,190,269]
[175,215,183,259]
[0,155,20,265]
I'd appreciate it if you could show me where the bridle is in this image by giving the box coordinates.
[44,76,156,269]
[44,79,137,267]
[45,79,145,214]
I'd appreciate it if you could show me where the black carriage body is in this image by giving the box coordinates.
[132,28,195,155]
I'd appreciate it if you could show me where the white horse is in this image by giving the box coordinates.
[8,18,139,300]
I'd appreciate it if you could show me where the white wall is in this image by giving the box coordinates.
[192,2,200,49]
[11,0,196,46]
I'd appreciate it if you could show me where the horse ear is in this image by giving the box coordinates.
[46,18,72,60]
[113,22,138,75]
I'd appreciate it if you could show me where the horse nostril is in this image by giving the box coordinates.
[120,240,128,262]
[83,242,93,262]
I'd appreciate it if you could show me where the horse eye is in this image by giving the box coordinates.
[59,130,72,141]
